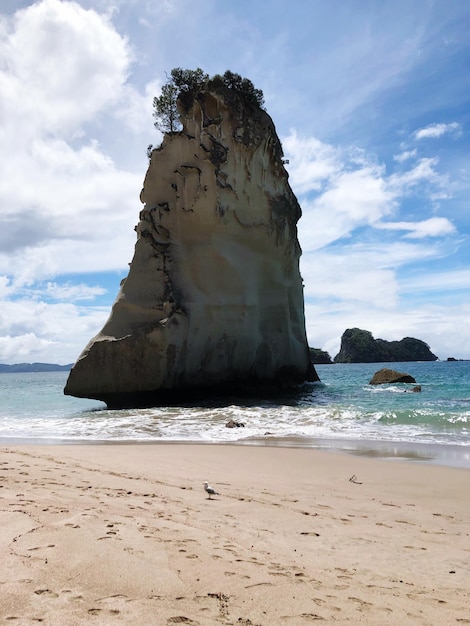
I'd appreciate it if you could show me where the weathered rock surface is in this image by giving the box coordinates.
[64,85,318,407]
[369,368,417,385]
[334,328,438,363]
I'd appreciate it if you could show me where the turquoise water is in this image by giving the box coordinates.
[0,361,469,466]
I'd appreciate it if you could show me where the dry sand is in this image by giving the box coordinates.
[1,443,469,625]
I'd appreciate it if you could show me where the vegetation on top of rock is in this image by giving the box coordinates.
[334,328,438,363]
[309,347,333,364]
[152,68,265,134]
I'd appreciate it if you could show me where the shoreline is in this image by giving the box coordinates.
[1,442,469,624]
[1,435,469,470]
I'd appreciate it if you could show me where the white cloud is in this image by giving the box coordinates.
[315,165,393,224]
[375,217,456,239]
[0,333,53,363]
[387,157,449,195]
[413,122,461,140]
[299,164,395,250]
[0,0,143,286]
[300,239,442,309]
[285,131,398,250]
[286,127,457,256]
[1,0,130,137]
[0,0,146,363]
[283,130,340,193]
[393,149,417,163]
[302,252,399,307]
[400,268,470,293]
[0,298,109,364]
[115,79,163,136]
[43,282,108,302]
[0,276,12,298]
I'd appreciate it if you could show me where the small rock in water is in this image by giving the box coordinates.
[226,419,245,428]
[369,368,416,385]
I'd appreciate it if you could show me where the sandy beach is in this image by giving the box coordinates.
[1,444,469,625]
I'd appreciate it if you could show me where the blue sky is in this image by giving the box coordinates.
[0,0,469,364]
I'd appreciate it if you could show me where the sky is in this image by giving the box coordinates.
[0,0,469,364]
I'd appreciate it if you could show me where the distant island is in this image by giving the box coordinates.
[333,328,438,363]
[309,348,334,364]
[0,363,72,373]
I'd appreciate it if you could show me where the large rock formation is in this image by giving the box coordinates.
[334,328,438,363]
[64,83,318,407]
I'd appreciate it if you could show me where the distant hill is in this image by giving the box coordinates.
[0,363,73,373]
[334,328,438,363]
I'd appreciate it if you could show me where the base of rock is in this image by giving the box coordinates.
[77,377,318,409]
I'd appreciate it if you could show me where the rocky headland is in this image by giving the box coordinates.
[309,347,333,364]
[334,328,438,363]
[64,73,318,407]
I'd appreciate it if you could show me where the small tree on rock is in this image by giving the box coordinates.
[152,82,180,133]
[153,68,209,133]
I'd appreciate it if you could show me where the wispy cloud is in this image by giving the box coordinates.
[400,268,470,293]
[385,157,452,203]
[375,217,456,239]
[287,132,454,252]
[43,282,108,302]
[414,122,461,140]
[393,149,417,163]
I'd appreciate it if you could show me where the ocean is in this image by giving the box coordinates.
[1,361,469,468]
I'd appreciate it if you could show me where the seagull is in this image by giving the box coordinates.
[203,481,219,499]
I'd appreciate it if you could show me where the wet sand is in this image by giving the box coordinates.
[1,443,469,624]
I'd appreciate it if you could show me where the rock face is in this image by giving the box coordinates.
[369,368,417,385]
[334,328,438,363]
[64,85,318,407]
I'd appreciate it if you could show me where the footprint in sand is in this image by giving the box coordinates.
[28,545,55,552]
[34,589,59,598]
[245,581,273,589]
[88,608,120,616]
[348,596,373,608]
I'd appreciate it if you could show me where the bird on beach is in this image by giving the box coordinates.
[203,481,219,499]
